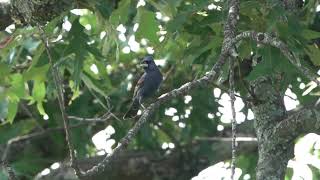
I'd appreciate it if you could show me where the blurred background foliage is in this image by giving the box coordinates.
[0,0,320,179]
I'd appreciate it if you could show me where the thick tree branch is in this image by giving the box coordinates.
[1,160,17,180]
[4,0,73,28]
[235,31,320,86]
[249,77,292,180]
[273,103,320,139]
[0,2,12,31]
[80,0,241,176]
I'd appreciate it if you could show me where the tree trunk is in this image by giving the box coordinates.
[250,76,295,180]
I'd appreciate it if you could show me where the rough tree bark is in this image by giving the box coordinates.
[1,0,320,180]
[250,76,293,180]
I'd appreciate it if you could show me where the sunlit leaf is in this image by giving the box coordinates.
[36,101,46,116]
[24,64,50,82]
[7,100,18,123]
[8,74,25,99]
[32,81,46,102]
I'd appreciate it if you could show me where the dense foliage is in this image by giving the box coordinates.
[0,0,319,179]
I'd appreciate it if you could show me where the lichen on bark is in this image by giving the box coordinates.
[250,76,294,180]
[10,0,73,25]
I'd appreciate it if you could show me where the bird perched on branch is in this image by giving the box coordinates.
[123,56,163,119]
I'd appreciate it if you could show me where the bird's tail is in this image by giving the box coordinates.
[123,99,140,119]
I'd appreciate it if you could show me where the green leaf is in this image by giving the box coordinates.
[148,0,182,18]
[81,73,108,97]
[166,13,188,32]
[246,46,296,81]
[238,40,252,59]
[44,11,67,34]
[80,13,97,30]
[66,18,90,87]
[0,63,10,77]
[24,64,50,82]
[36,101,46,116]
[302,29,320,39]
[306,45,320,66]
[32,81,46,101]
[109,0,131,25]
[240,1,260,15]
[73,53,85,87]
[30,44,46,68]
[7,100,18,123]
[69,80,81,104]
[8,74,25,99]
[135,8,160,44]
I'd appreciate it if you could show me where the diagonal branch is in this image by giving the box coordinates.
[273,103,320,139]
[1,123,87,163]
[235,31,320,86]
[80,0,241,177]
[37,25,82,177]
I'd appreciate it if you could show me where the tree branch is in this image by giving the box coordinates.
[235,31,320,86]
[79,0,241,177]
[34,140,257,180]
[1,122,88,163]
[1,160,17,180]
[0,2,12,31]
[37,25,82,178]
[229,57,237,180]
[273,103,320,139]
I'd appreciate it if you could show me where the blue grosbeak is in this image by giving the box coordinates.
[123,56,163,119]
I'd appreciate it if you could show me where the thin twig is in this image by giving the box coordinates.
[212,83,251,102]
[79,0,241,176]
[87,87,109,110]
[37,25,82,177]
[1,123,87,163]
[19,102,44,131]
[68,112,113,123]
[229,57,237,180]
[87,89,122,122]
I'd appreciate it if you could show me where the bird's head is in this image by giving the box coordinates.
[140,55,157,71]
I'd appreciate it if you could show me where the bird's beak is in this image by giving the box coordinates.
[139,61,148,68]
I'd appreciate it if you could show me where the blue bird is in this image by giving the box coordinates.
[124,56,163,119]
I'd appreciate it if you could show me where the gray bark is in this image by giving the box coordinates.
[250,76,292,180]
[1,0,319,179]
[0,0,77,30]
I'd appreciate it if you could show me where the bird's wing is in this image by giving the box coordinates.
[133,73,146,99]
